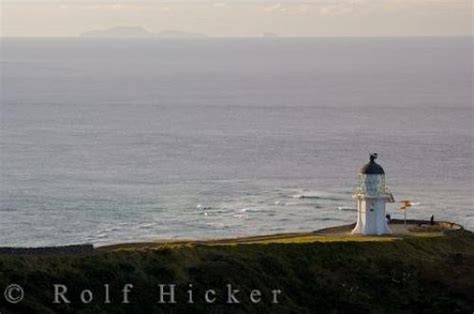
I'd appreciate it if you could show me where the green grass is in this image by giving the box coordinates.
[1,230,473,313]
[97,232,403,251]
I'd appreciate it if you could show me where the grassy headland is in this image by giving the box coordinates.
[0,228,473,313]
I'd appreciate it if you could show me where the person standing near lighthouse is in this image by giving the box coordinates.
[352,154,394,235]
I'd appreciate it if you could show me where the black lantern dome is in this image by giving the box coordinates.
[360,153,385,175]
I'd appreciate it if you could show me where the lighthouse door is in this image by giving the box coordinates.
[367,201,377,234]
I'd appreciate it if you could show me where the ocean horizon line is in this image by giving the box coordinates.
[1,35,472,40]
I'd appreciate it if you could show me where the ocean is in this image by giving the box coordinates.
[0,37,472,246]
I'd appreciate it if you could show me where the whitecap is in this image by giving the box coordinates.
[196,204,213,210]
[240,207,275,213]
[337,206,357,211]
[240,207,257,212]
[134,222,158,229]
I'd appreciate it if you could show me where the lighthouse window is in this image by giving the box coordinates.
[370,208,374,212]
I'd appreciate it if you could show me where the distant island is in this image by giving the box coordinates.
[262,32,279,38]
[79,26,207,39]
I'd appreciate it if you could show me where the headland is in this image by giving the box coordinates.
[0,220,472,313]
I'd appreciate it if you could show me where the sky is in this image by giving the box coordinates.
[0,0,472,37]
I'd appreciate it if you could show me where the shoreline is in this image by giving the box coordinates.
[1,220,473,313]
[0,224,474,313]
[0,219,465,256]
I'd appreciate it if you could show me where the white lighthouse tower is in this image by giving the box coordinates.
[352,153,394,235]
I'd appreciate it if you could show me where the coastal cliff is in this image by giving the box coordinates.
[1,229,473,313]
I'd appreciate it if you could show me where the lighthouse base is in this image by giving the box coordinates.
[352,220,392,235]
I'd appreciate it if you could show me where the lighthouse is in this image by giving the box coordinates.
[352,154,394,235]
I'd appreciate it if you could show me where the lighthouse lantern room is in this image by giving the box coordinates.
[352,153,395,235]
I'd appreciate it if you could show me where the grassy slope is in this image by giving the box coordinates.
[98,233,400,251]
[0,230,473,314]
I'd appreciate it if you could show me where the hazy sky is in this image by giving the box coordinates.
[1,0,472,37]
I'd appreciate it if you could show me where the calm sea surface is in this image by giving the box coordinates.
[1,38,472,246]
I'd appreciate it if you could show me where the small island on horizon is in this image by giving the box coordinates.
[79,26,208,39]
